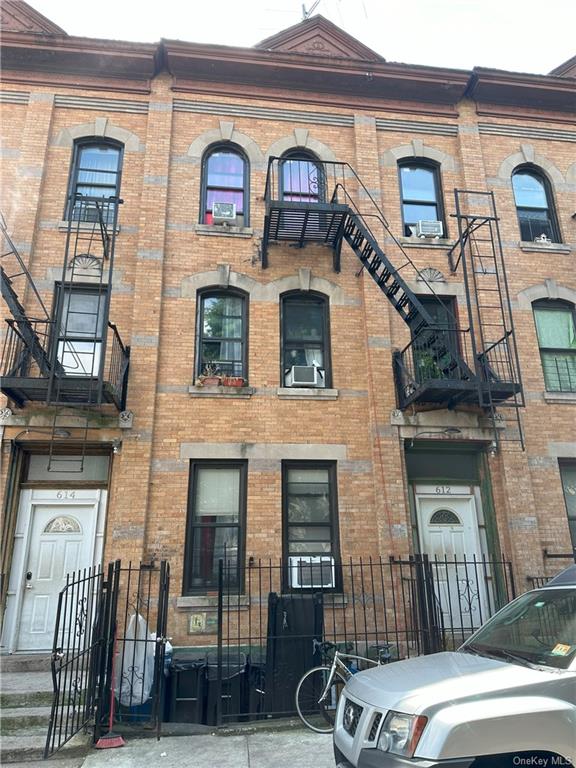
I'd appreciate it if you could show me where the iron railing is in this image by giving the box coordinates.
[204,554,515,725]
[0,318,129,408]
[45,564,108,757]
[45,560,170,758]
[393,327,474,406]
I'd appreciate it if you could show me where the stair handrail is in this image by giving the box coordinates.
[0,211,50,321]
[331,180,463,331]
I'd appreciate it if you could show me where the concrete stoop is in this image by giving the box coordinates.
[0,655,90,764]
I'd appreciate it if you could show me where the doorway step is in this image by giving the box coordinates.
[0,655,89,764]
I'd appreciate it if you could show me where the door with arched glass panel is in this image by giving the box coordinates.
[17,502,98,651]
[416,493,489,633]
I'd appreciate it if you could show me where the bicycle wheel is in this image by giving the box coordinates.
[295,666,347,733]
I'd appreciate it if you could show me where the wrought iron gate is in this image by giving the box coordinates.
[45,559,170,758]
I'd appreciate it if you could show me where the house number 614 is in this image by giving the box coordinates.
[435,486,451,494]
[56,490,76,499]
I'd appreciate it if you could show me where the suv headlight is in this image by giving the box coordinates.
[377,711,428,757]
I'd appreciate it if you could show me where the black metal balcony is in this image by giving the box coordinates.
[393,327,521,409]
[262,157,351,269]
[1,318,129,410]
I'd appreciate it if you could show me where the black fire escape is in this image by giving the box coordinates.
[262,158,524,447]
[1,196,130,463]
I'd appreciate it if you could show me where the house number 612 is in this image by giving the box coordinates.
[56,490,76,499]
[435,486,451,494]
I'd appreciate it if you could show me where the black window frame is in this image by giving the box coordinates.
[279,149,325,204]
[183,459,248,595]
[512,165,561,243]
[398,159,446,238]
[281,460,341,592]
[280,290,332,388]
[51,282,109,379]
[532,299,576,393]
[195,288,248,381]
[412,295,461,383]
[559,460,576,552]
[65,138,123,222]
[199,143,249,226]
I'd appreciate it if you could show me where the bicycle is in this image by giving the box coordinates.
[295,640,393,733]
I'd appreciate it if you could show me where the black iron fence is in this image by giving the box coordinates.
[45,560,170,759]
[178,554,515,726]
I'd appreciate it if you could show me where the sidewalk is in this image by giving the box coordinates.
[78,730,335,768]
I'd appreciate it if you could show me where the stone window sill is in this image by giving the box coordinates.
[176,595,249,610]
[176,593,347,610]
[399,237,454,249]
[277,387,339,400]
[188,385,255,398]
[519,241,571,254]
[543,391,576,404]
[195,223,253,238]
[59,220,120,234]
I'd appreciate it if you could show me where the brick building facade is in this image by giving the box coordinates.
[1,2,575,653]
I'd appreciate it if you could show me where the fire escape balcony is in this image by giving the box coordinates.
[261,157,350,269]
[0,318,130,410]
[393,326,521,410]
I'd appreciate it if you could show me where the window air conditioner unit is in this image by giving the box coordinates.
[289,556,335,589]
[285,365,325,388]
[212,201,236,223]
[415,220,443,238]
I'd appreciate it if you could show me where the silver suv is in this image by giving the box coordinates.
[333,566,576,768]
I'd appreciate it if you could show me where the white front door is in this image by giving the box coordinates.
[416,492,489,630]
[16,503,98,651]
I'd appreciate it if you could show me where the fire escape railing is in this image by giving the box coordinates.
[1,319,130,410]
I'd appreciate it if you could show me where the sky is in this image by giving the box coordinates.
[29,0,573,75]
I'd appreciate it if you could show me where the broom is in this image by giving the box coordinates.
[95,633,126,749]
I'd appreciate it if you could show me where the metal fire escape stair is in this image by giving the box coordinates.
[1,214,54,377]
[448,190,525,446]
[262,160,524,446]
[342,212,476,382]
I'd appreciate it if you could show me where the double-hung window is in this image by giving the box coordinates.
[281,292,330,387]
[183,461,247,593]
[533,301,576,392]
[282,461,340,589]
[201,146,248,226]
[66,140,122,224]
[559,462,576,551]
[413,296,459,383]
[512,167,560,243]
[54,284,107,377]
[398,161,445,237]
[196,290,247,380]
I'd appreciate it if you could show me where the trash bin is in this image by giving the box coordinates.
[168,654,206,723]
[204,650,246,726]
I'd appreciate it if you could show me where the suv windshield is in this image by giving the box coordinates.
[462,587,576,670]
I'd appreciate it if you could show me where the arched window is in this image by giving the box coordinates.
[398,160,445,237]
[281,292,331,387]
[66,139,123,223]
[280,150,324,203]
[533,300,576,392]
[512,167,560,243]
[196,289,248,381]
[201,145,248,226]
[429,509,461,525]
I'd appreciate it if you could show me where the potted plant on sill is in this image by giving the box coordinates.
[221,375,245,388]
[199,363,222,387]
